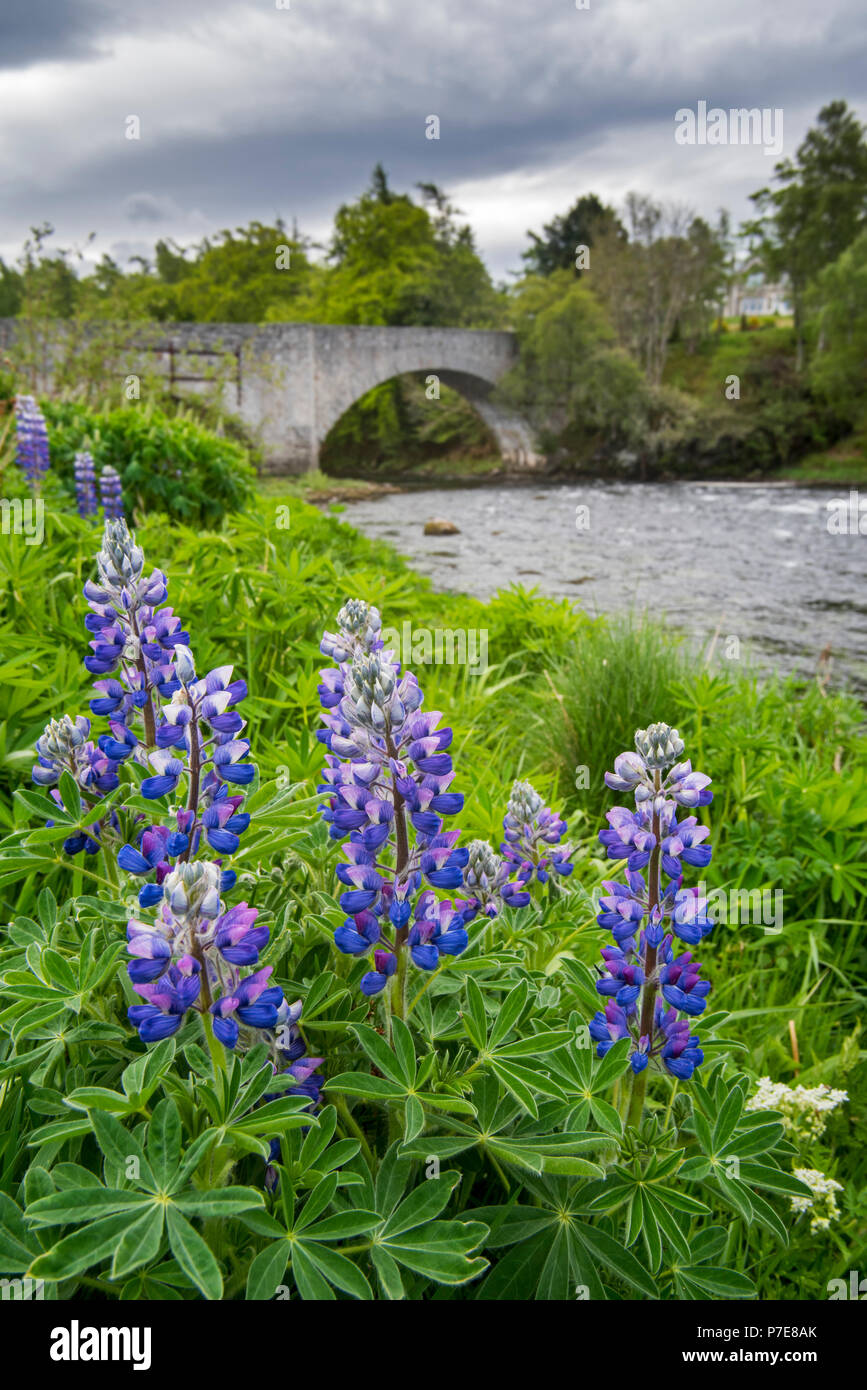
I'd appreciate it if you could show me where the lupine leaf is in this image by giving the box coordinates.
[390,1017,417,1087]
[487,979,528,1049]
[173,1187,265,1218]
[381,1173,459,1238]
[571,1219,658,1298]
[166,1206,223,1300]
[299,1241,372,1300]
[246,1240,290,1301]
[26,1188,150,1226]
[111,1207,166,1279]
[29,1213,138,1281]
[291,1242,335,1300]
[351,1024,407,1086]
[463,977,488,1050]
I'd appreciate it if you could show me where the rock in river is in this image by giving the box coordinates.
[423,518,461,535]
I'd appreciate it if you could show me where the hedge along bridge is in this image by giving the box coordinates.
[0,319,544,475]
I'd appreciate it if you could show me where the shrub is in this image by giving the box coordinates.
[41,400,256,526]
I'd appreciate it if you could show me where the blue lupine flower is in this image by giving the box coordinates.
[317,600,479,1002]
[128,955,201,1042]
[74,450,98,517]
[501,779,574,883]
[126,863,281,1057]
[591,722,715,1082]
[99,465,124,519]
[14,395,50,490]
[32,521,272,1071]
[360,949,397,997]
[209,967,282,1048]
[30,714,123,856]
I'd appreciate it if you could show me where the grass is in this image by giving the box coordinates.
[777,413,867,485]
[663,326,798,405]
[1,483,865,1296]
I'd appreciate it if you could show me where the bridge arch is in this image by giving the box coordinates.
[316,363,542,472]
[309,326,543,471]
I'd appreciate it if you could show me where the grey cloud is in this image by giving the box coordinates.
[1,0,865,278]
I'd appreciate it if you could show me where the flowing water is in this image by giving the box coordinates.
[343,480,867,691]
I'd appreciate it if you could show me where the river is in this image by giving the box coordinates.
[342,480,867,692]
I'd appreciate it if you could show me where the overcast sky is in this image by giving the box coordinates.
[1,0,865,283]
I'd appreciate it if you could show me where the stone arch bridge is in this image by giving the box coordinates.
[0,319,544,474]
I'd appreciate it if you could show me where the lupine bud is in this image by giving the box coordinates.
[466,839,501,890]
[96,518,145,597]
[506,779,544,825]
[634,722,685,771]
[174,645,196,683]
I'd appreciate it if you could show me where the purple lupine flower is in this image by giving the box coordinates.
[74,450,98,517]
[501,779,574,884]
[31,714,122,857]
[128,955,201,1042]
[317,599,474,1005]
[99,465,124,519]
[263,999,326,1189]
[126,862,282,1053]
[590,722,714,1081]
[14,395,50,490]
[79,522,254,897]
[462,839,531,917]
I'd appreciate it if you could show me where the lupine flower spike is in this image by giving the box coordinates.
[14,394,50,491]
[318,599,474,1014]
[463,838,531,918]
[502,778,574,884]
[591,723,715,1119]
[74,450,99,517]
[99,465,124,518]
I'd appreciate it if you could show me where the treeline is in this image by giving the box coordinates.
[2,102,866,477]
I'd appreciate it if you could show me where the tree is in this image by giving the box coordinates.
[590,196,730,386]
[0,258,22,317]
[522,194,625,277]
[743,101,867,368]
[500,270,649,449]
[807,230,867,422]
[317,170,503,328]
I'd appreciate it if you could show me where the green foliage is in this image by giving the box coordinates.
[807,230,867,423]
[498,272,650,453]
[0,494,862,1300]
[745,100,867,357]
[522,193,626,277]
[40,400,256,526]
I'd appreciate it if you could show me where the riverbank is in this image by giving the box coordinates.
[259,429,867,505]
